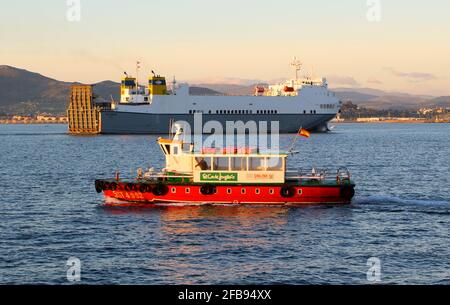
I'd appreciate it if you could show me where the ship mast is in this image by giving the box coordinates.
[290,57,302,80]
[136,60,141,93]
[172,76,177,95]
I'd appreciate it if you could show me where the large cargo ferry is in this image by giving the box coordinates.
[68,59,341,134]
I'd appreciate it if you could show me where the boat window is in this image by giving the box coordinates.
[194,157,211,171]
[159,144,167,155]
[231,157,247,171]
[255,189,260,194]
[241,188,246,194]
[164,144,171,154]
[185,188,190,194]
[213,157,229,171]
[227,188,232,194]
[249,157,265,171]
[172,146,179,155]
[269,189,274,195]
[267,157,283,171]
[122,80,136,87]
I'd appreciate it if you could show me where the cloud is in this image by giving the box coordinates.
[383,67,437,82]
[367,77,383,85]
[327,75,361,87]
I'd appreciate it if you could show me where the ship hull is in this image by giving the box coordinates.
[98,182,355,206]
[99,111,336,134]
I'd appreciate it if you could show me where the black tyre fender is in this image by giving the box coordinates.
[125,183,135,192]
[340,186,355,200]
[280,185,296,198]
[139,183,152,193]
[103,182,110,191]
[95,180,104,193]
[200,184,216,195]
[109,182,118,191]
[152,184,169,196]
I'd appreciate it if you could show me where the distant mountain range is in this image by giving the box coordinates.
[0,65,448,115]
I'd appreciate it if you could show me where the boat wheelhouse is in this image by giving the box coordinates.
[158,135,287,185]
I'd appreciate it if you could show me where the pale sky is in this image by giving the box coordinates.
[1,0,449,95]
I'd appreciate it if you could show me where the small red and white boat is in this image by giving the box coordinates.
[95,127,355,206]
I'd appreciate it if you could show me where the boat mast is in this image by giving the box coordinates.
[290,57,302,80]
[172,76,177,95]
[136,60,141,93]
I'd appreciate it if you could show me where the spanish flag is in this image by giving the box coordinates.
[298,128,311,138]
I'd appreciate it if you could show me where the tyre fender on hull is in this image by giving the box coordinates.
[138,183,152,193]
[109,182,118,191]
[95,180,104,193]
[152,184,169,196]
[340,185,355,201]
[125,183,136,192]
[280,185,296,198]
[200,184,216,195]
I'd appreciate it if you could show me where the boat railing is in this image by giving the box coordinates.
[286,167,352,183]
[110,167,351,184]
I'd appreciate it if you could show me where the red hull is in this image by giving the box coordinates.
[101,183,355,206]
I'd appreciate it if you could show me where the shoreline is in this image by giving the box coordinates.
[333,120,449,124]
[0,120,67,125]
[1,120,448,125]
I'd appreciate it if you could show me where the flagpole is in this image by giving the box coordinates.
[288,126,302,154]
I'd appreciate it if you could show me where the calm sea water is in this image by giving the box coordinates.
[0,123,449,285]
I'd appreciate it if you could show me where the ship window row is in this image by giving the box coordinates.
[256,110,278,114]
[189,110,279,115]
[124,97,149,102]
[194,156,284,171]
[320,104,335,109]
[217,110,254,114]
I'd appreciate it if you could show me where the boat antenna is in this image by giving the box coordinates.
[172,76,177,95]
[290,57,302,80]
[136,60,141,93]
[169,118,174,138]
